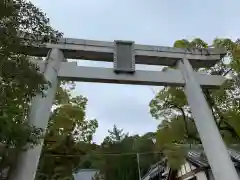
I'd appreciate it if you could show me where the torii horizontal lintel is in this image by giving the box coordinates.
[19,37,226,68]
[36,61,225,88]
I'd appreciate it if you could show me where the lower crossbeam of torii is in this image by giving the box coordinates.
[9,38,239,180]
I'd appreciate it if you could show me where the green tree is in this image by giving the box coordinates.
[87,128,161,180]
[0,0,62,178]
[149,38,240,169]
[35,83,98,180]
[105,125,128,143]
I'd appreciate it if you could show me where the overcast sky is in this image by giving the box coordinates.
[31,0,239,143]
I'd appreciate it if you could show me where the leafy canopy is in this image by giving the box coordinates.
[0,0,62,178]
[149,38,240,168]
[36,82,98,180]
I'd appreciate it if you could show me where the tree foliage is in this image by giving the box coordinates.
[149,38,240,168]
[35,82,98,180]
[78,126,162,180]
[0,0,62,178]
[102,125,129,144]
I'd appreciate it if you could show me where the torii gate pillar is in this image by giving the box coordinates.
[10,49,64,180]
[178,59,239,180]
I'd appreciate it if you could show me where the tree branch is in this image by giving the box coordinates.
[204,89,240,141]
[166,102,201,143]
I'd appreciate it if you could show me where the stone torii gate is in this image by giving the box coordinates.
[11,39,238,180]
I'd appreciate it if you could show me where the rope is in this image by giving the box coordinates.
[43,151,163,157]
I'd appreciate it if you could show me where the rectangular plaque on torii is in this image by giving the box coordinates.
[114,40,135,74]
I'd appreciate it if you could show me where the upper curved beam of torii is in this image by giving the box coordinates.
[18,36,226,67]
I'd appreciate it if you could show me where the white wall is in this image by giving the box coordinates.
[177,161,196,178]
[74,169,99,180]
[177,161,208,180]
[195,171,208,180]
